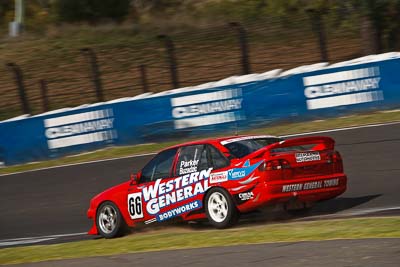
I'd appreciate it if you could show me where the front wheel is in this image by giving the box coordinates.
[205,188,239,228]
[96,201,127,238]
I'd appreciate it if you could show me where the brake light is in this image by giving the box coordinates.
[327,151,342,163]
[327,151,343,173]
[259,159,291,171]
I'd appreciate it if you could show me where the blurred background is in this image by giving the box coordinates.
[1,0,400,121]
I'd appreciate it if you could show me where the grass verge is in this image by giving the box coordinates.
[1,109,400,175]
[0,216,399,265]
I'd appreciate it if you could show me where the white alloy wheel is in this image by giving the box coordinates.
[98,204,118,234]
[207,191,229,223]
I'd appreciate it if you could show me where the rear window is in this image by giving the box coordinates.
[223,137,281,158]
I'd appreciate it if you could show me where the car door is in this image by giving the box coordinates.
[126,148,178,224]
[152,144,212,222]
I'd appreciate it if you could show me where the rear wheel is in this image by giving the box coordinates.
[205,188,239,228]
[96,201,126,238]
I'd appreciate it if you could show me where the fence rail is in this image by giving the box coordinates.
[0,17,367,120]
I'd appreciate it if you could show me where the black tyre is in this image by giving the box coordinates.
[96,201,127,238]
[205,188,239,228]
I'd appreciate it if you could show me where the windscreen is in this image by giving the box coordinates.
[223,137,282,158]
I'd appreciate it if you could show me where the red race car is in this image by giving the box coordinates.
[87,135,347,238]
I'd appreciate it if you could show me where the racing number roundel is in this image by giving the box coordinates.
[128,193,144,219]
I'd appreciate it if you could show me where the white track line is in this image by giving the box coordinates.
[281,121,400,138]
[295,206,400,222]
[2,206,399,247]
[1,121,400,177]
[0,152,157,177]
[339,206,400,216]
[0,238,56,247]
[0,232,87,247]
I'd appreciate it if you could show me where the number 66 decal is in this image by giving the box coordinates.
[127,193,144,219]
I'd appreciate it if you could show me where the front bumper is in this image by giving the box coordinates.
[87,207,98,235]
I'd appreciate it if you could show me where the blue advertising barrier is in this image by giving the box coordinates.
[1,53,400,166]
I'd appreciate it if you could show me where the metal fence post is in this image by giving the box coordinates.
[157,34,180,89]
[80,48,104,102]
[39,79,50,112]
[307,9,329,62]
[138,65,149,93]
[229,22,251,75]
[5,62,31,115]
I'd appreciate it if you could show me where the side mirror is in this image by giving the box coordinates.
[130,172,141,185]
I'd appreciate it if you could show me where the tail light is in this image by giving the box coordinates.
[327,151,343,173]
[259,159,291,171]
[327,151,342,163]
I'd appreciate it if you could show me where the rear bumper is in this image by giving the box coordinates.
[238,174,347,212]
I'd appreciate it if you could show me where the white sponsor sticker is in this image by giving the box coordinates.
[210,171,228,184]
[295,152,321,163]
[127,193,144,219]
[238,192,254,201]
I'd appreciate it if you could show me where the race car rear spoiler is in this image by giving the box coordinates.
[245,136,335,160]
[271,136,335,150]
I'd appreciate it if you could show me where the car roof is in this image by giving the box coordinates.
[165,134,278,150]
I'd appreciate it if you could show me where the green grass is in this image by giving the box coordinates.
[1,109,399,175]
[0,216,399,265]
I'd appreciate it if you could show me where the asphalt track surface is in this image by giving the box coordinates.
[12,238,400,267]
[1,122,400,246]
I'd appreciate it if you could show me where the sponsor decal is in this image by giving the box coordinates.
[303,67,383,110]
[295,152,321,163]
[44,109,116,149]
[170,89,244,129]
[143,168,212,215]
[238,192,254,201]
[282,178,339,193]
[135,160,262,223]
[210,171,228,184]
[157,200,202,222]
[228,160,263,180]
[127,193,144,219]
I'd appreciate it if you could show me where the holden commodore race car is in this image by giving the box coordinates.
[87,135,347,238]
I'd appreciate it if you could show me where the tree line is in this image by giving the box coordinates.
[1,0,400,54]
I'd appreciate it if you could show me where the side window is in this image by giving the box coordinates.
[140,148,177,183]
[175,145,209,176]
[208,145,230,170]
